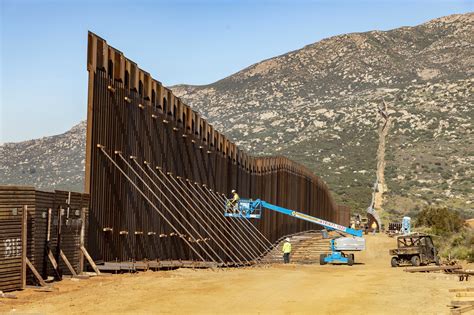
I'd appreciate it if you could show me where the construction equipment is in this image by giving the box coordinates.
[389,233,440,267]
[352,213,368,230]
[225,199,365,265]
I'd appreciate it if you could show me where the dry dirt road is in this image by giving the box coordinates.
[0,234,471,314]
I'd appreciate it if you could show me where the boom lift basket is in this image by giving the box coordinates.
[224,199,262,219]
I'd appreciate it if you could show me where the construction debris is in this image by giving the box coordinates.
[447,287,474,314]
[0,291,17,299]
[404,265,462,273]
[96,260,223,273]
[450,304,474,314]
[450,288,474,292]
[451,300,474,306]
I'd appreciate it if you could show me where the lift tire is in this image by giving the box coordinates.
[391,257,399,267]
[350,254,355,263]
[320,254,327,265]
[348,255,354,266]
[411,255,420,267]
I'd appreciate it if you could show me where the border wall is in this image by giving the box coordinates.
[85,32,350,266]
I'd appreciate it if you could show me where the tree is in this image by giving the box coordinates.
[415,206,464,235]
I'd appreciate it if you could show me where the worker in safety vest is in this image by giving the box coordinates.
[229,189,240,213]
[282,237,292,264]
[371,221,377,235]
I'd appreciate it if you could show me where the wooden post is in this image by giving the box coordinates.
[80,246,101,275]
[47,251,60,273]
[79,208,86,274]
[59,250,77,277]
[26,257,47,287]
[21,205,27,289]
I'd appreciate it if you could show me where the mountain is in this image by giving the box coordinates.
[0,121,86,192]
[171,13,473,218]
[1,13,472,219]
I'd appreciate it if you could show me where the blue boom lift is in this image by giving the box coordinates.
[225,199,366,265]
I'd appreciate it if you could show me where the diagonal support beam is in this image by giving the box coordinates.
[133,159,239,265]
[147,165,247,265]
[155,167,252,265]
[116,152,223,265]
[185,180,264,261]
[99,146,210,264]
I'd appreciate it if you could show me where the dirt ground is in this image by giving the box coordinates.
[1,234,472,314]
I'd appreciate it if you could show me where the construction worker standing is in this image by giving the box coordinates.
[371,221,377,235]
[282,237,292,264]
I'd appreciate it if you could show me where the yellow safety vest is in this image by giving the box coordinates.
[282,242,292,253]
[232,193,240,202]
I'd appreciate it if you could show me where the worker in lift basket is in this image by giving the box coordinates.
[229,189,240,213]
[282,238,292,264]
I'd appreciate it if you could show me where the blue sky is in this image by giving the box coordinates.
[1,0,472,143]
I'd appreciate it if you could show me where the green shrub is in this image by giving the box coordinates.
[438,229,474,262]
[415,206,464,235]
[416,207,474,262]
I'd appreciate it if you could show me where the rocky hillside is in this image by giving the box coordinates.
[172,13,473,217]
[1,13,472,218]
[0,121,86,192]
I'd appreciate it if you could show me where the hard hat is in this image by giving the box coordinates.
[231,189,236,193]
[285,237,290,242]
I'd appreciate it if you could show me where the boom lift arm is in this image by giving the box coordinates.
[225,198,365,265]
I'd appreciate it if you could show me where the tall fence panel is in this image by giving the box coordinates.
[0,186,31,291]
[0,201,25,292]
